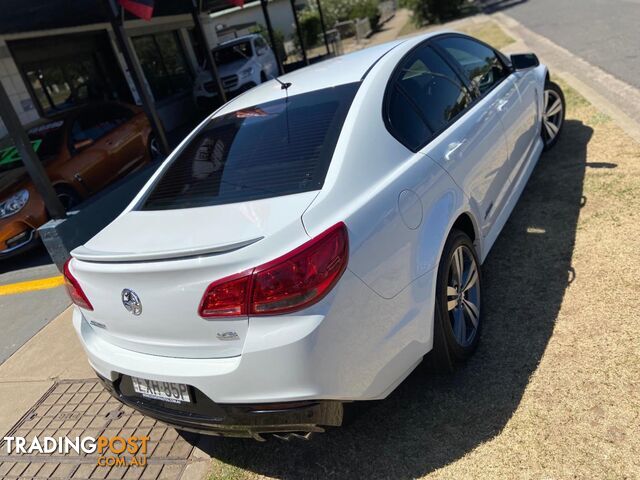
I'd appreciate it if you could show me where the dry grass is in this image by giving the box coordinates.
[458,21,515,49]
[199,39,640,480]
[398,14,423,38]
[399,18,515,51]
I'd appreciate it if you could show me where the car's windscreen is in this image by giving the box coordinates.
[0,120,64,173]
[214,41,252,65]
[140,83,360,210]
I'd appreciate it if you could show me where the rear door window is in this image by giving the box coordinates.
[435,36,509,95]
[397,46,472,133]
[385,45,471,150]
[386,86,432,151]
[141,83,359,210]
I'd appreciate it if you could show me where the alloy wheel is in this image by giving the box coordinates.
[542,88,564,146]
[56,192,78,211]
[446,245,481,347]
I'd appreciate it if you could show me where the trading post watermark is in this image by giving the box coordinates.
[3,435,151,467]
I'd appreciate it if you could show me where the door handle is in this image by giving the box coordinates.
[444,140,467,161]
[496,98,509,112]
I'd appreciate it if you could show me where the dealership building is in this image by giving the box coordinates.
[0,0,305,139]
[0,0,331,267]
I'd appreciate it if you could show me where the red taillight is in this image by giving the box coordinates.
[199,272,251,317]
[251,223,348,314]
[198,223,348,318]
[63,258,94,311]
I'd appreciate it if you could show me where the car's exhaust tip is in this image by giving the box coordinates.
[271,430,319,442]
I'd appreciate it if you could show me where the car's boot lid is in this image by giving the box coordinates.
[73,192,319,263]
[69,192,318,359]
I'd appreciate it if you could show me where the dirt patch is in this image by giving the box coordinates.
[458,20,515,49]
[398,17,515,50]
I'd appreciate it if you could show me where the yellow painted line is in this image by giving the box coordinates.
[0,275,65,296]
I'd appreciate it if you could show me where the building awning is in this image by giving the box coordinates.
[0,0,196,35]
[0,0,259,35]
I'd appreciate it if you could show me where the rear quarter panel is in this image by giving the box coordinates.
[300,42,476,395]
[302,41,474,300]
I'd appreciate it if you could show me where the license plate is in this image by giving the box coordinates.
[131,377,191,404]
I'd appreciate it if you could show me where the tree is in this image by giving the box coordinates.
[400,0,465,25]
[304,0,381,30]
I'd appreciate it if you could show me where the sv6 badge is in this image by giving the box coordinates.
[216,331,239,341]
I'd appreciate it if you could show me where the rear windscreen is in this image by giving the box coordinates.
[141,83,360,210]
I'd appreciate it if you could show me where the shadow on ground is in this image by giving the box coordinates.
[0,243,54,275]
[195,120,592,479]
[479,0,529,14]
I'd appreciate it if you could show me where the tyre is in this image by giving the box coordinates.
[541,81,565,151]
[431,229,482,372]
[260,71,267,83]
[54,185,81,211]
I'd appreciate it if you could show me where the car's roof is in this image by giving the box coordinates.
[217,34,260,48]
[281,39,409,88]
[215,39,408,115]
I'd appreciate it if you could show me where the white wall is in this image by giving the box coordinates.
[206,0,299,43]
[0,39,40,138]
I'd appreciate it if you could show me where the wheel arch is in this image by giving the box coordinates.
[52,181,83,198]
[450,212,482,257]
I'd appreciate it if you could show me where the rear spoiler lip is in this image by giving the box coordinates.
[71,236,264,264]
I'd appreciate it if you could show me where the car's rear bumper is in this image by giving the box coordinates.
[96,372,343,439]
[72,267,432,424]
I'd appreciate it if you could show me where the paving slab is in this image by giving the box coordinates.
[0,380,197,480]
[0,307,210,480]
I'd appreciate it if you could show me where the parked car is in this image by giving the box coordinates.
[66,32,564,439]
[193,34,278,108]
[0,102,156,258]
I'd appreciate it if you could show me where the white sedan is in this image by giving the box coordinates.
[65,31,564,440]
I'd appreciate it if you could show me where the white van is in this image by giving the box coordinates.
[193,34,278,107]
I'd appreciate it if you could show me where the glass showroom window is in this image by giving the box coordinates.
[24,56,108,115]
[132,32,193,102]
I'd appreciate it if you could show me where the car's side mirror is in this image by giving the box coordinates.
[73,138,94,151]
[510,53,540,70]
[257,47,267,55]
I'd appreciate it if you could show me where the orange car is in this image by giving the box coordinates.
[0,102,156,258]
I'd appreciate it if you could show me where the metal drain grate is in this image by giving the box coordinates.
[0,379,196,479]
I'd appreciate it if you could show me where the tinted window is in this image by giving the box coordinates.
[397,46,471,133]
[141,83,359,210]
[104,104,134,124]
[132,32,192,101]
[387,86,431,151]
[436,37,508,95]
[214,41,253,65]
[70,106,126,144]
[27,121,65,160]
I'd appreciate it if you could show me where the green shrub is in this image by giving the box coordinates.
[353,0,381,29]
[304,0,382,30]
[250,24,287,61]
[400,0,465,25]
[299,10,322,47]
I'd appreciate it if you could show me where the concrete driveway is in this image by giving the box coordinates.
[0,245,69,363]
[489,0,640,90]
